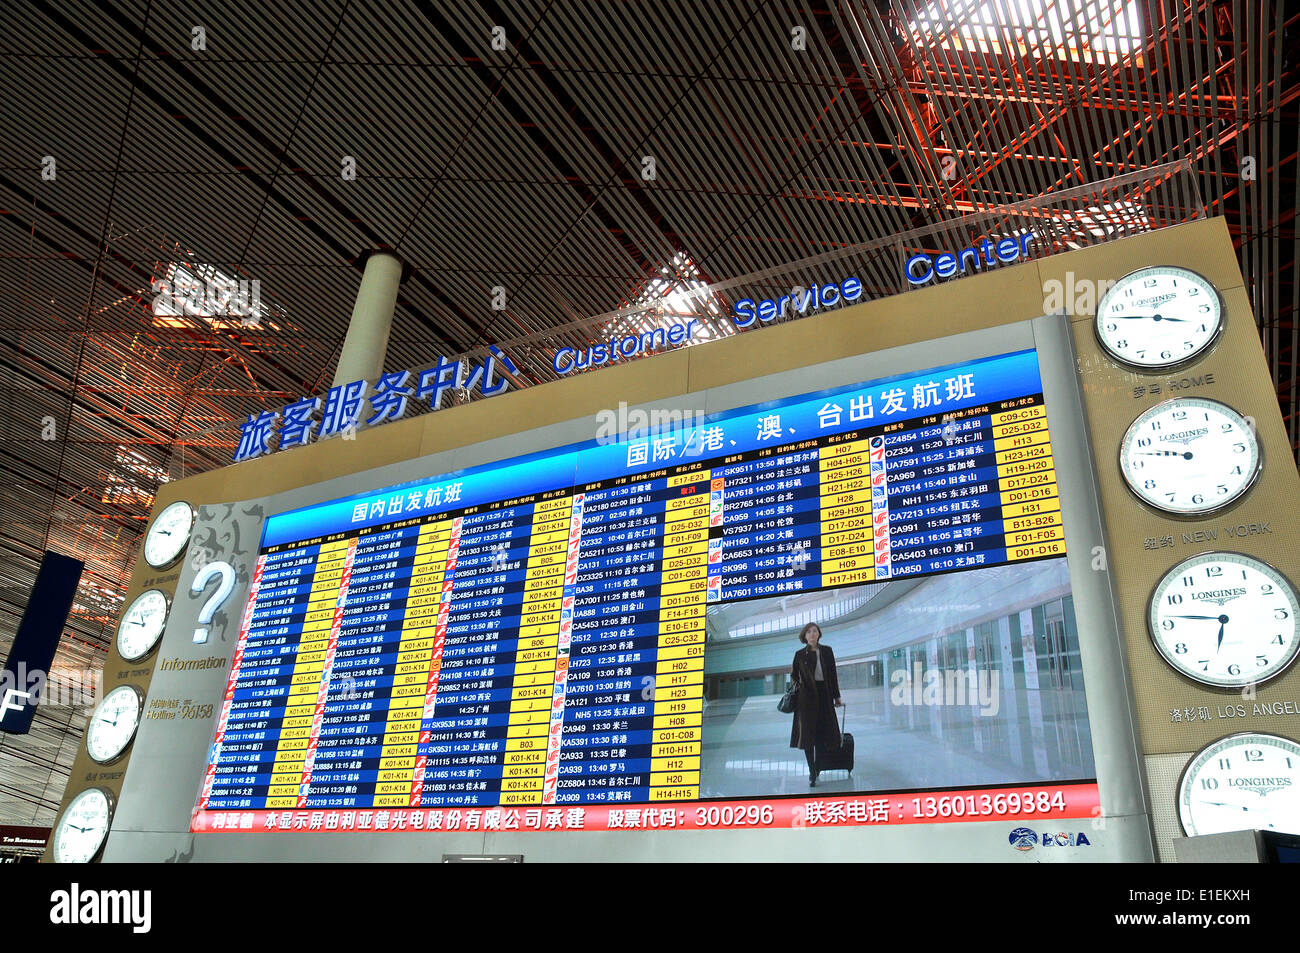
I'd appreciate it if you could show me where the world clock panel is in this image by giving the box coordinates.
[1070,272,1300,755]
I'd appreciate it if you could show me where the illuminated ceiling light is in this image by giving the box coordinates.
[602,251,730,346]
[100,445,169,505]
[1053,198,1153,250]
[911,0,1142,64]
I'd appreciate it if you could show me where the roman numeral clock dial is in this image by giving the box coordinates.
[1095,265,1223,369]
[1119,398,1261,516]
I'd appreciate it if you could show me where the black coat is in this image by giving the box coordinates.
[789,643,842,750]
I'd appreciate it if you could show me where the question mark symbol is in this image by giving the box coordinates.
[191,561,236,644]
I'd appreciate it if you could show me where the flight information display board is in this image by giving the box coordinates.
[192,349,1099,834]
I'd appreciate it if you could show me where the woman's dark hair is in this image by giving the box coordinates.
[798,622,822,644]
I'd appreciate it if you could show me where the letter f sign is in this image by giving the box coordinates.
[1,688,33,719]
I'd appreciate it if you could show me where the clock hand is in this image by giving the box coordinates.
[1217,621,1225,653]
[1199,800,1249,811]
[1136,450,1194,459]
[1110,313,1190,322]
[1168,614,1221,620]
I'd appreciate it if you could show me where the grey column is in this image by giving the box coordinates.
[332,251,404,389]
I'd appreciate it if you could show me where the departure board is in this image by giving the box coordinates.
[193,349,1099,833]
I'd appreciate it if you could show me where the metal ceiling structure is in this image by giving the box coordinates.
[0,0,1295,826]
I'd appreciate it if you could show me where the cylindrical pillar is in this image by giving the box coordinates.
[332,251,403,388]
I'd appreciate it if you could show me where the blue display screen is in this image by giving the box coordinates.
[195,348,1096,822]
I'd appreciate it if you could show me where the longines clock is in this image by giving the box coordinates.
[52,787,114,863]
[116,588,170,662]
[1095,265,1223,370]
[86,684,144,764]
[143,500,194,569]
[1178,733,1300,836]
[1148,552,1299,689]
[1119,398,1261,516]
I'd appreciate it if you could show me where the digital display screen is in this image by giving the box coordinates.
[193,349,1100,834]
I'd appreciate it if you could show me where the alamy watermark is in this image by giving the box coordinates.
[595,401,707,446]
[152,265,263,325]
[0,664,102,713]
[890,662,999,716]
[1041,272,1117,317]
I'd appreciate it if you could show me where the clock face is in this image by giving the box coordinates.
[116,589,170,662]
[52,787,113,863]
[86,685,143,764]
[1178,733,1300,836]
[144,500,194,569]
[1119,398,1261,515]
[1149,553,1300,689]
[1095,265,1223,369]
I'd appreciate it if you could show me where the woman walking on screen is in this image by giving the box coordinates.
[789,622,843,786]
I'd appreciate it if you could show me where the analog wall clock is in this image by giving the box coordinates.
[1178,732,1300,836]
[1148,552,1299,689]
[52,787,114,863]
[1095,265,1224,370]
[116,589,170,662]
[144,500,194,569]
[86,685,144,764]
[1119,397,1261,515]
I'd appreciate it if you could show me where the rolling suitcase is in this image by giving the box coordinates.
[815,705,853,775]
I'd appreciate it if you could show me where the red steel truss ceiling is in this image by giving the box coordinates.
[0,0,1295,823]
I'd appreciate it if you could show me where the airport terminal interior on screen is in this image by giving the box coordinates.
[1,0,1298,874]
